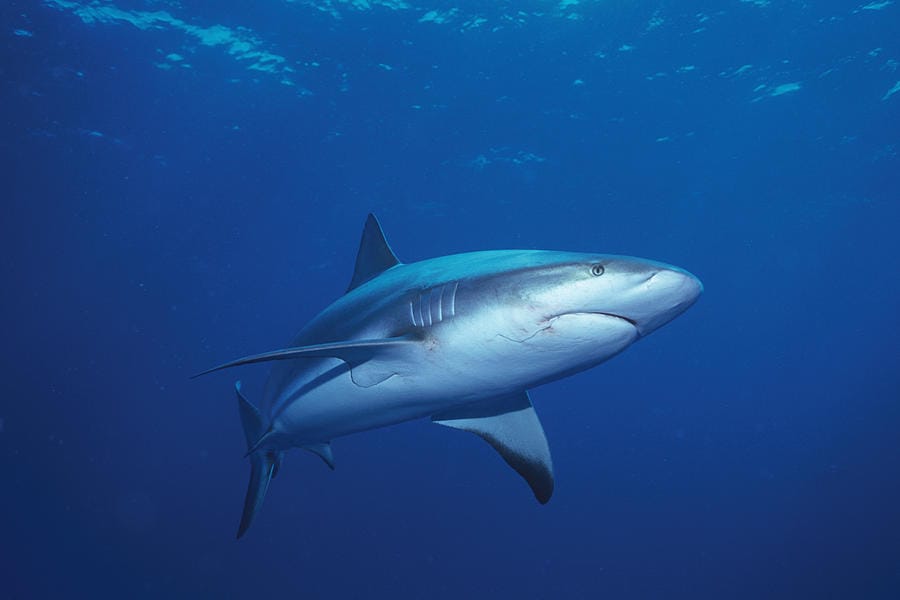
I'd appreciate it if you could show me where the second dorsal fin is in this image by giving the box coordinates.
[347,214,401,292]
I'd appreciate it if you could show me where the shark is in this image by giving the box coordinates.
[195,214,702,538]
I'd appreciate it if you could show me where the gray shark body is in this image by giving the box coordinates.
[197,215,702,537]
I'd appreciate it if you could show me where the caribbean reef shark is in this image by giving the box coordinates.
[195,214,702,538]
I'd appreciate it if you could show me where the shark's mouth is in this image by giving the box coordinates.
[594,312,638,328]
[556,311,640,333]
[506,311,639,345]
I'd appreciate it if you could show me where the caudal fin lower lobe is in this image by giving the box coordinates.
[235,381,276,539]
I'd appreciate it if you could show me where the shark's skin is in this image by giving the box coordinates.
[197,215,702,537]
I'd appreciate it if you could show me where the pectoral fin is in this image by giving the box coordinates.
[433,391,554,504]
[192,335,418,379]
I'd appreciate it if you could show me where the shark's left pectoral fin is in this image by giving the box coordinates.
[191,335,418,379]
[433,391,554,504]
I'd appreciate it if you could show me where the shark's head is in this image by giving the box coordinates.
[534,255,703,336]
[533,254,703,338]
[461,251,703,385]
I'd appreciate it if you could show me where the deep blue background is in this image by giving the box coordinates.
[2,0,899,597]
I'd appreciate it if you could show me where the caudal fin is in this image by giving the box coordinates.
[235,381,277,539]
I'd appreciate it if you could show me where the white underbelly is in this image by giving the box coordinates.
[266,313,637,445]
[270,360,481,443]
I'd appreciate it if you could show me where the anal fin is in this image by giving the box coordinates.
[433,391,554,504]
[303,442,335,470]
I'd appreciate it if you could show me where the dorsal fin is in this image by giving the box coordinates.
[347,214,401,292]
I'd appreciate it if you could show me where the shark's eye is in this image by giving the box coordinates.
[591,264,605,277]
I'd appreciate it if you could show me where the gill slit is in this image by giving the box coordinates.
[415,297,425,329]
[449,281,459,317]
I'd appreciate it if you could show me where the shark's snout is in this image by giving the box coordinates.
[631,267,702,336]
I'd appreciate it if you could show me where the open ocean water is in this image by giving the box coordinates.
[2,0,899,598]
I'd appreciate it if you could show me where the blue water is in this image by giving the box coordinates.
[3,0,899,597]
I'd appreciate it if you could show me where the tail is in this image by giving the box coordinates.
[235,381,280,539]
